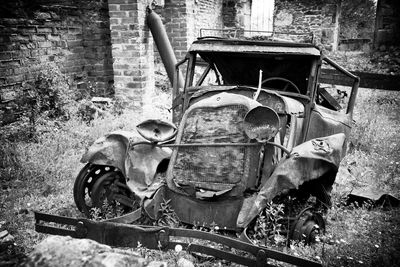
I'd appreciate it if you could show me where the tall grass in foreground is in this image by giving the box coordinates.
[0,111,143,249]
[0,88,399,266]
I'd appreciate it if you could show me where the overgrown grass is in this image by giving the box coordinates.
[288,88,400,266]
[0,111,143,251]
[0,88,399,266]
[345,89,400,193]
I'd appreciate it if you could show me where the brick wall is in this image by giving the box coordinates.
[274,0,337,49]
[107,0,154,112]
[155,0,223,62]
[222,0,252,36]
[0,0,113,124]
[0,0,251,124]
[153,0,224,92]
[193,0,223,39]
[156,0,191,62]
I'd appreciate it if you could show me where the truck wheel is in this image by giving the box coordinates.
[73,164,122,216]
[290,207,325,244]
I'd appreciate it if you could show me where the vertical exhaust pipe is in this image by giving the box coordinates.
[147,7,185,89]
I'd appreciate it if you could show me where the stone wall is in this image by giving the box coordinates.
[274,0,337,49]
[374,0,400,48]
[0,0,113,124]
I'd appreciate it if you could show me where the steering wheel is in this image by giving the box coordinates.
[261,77,301,93]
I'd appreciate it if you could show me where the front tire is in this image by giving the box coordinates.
[73,164,124,216]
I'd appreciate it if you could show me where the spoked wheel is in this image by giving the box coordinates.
[73,163,135,217]
[290,207,325,244]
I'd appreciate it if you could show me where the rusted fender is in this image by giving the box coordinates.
[80,130,135,175]
[81,130,172,199]
[237,133,346,228]
[125,144,171,199]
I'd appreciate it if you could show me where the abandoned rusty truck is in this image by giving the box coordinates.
[35,28,359,266]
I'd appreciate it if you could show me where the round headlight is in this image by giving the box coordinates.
[136,119,177,143]
[243,106,280,142]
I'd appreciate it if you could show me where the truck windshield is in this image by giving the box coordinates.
[195,52,315,95]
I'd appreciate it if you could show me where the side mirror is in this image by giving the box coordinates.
[243,106,280,142]
[136,119,177,143]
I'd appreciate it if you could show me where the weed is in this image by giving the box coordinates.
[249,201,285,247]
[89,200,126,221]
[155,199,180,227]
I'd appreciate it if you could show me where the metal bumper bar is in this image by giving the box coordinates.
[34,211,321,267]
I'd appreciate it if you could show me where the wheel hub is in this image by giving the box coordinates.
[290,207,325,244]
[91,172,120,208]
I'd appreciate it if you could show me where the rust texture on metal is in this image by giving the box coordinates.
[189,40,321,56]
[80,132,172,200]
[34,212,322,267]
[238,133,345,227]
[136,119,177,143]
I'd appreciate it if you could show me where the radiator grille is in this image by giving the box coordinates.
[173,105,250,190]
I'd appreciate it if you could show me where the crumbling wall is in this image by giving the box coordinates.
[274,0,337,49]
[222,0,251,32]
[0,0,113,124]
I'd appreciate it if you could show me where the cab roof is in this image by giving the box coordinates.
[189,38,321,57]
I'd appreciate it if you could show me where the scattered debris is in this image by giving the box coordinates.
[347,187,400,208]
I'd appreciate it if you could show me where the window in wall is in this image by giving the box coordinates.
[250,0,274,35]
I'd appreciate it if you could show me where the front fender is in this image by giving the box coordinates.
[237,133,346,228]
[125,144,172,199]
[81,130,172,200]
[80,130,136,175]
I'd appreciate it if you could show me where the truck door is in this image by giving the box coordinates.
[306,57,359,142]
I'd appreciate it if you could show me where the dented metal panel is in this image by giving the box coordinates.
[306,105,352,142]
[80,130,172,200]
[125,144,171,199]
[80,131,134,176]
[238,133,346,228]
